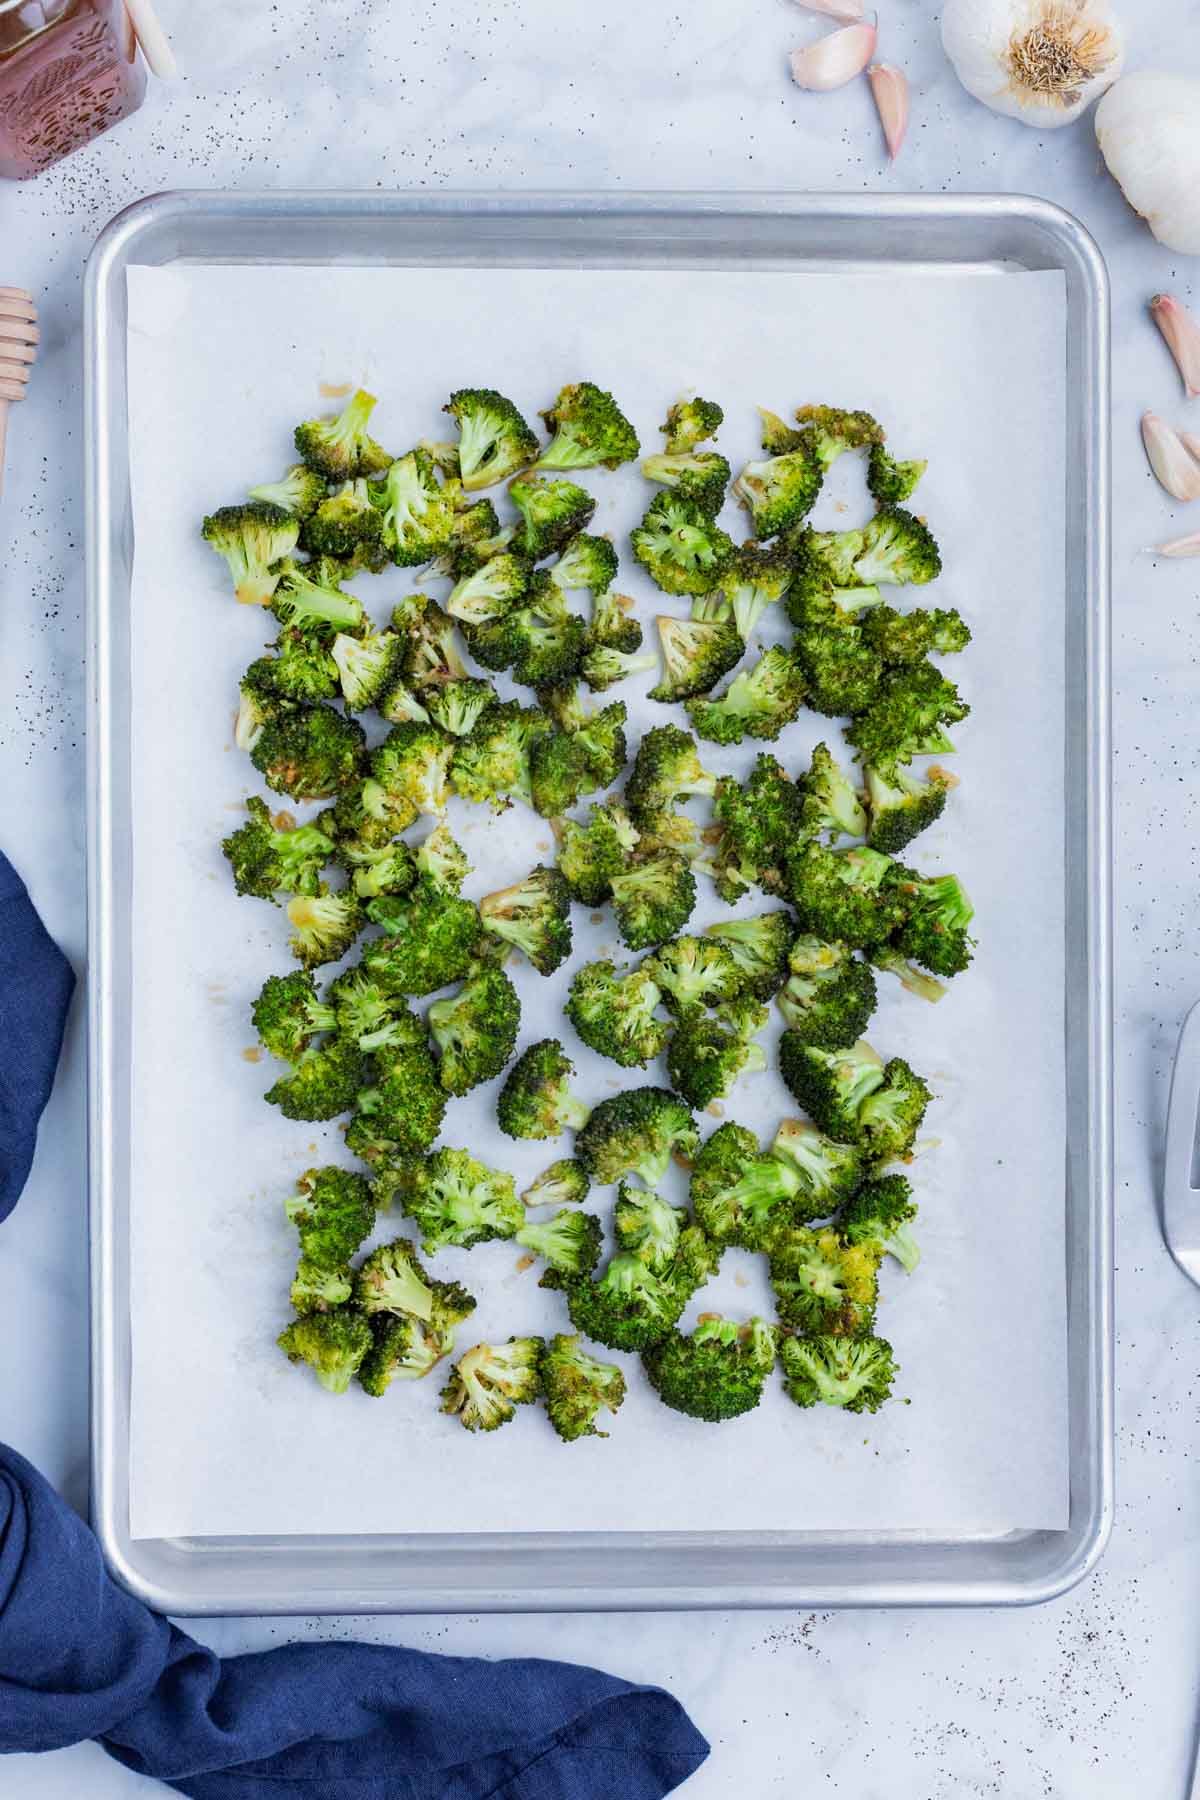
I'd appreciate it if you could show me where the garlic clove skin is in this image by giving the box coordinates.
[790,20,877,91]
[868,63,909,161]
[941,0,1124,129]
[1096,76,1200,256]
[1150,296,1200,400]
[1155,531,1200,559]
[789,0,865,19]
[1141,412,1200,503]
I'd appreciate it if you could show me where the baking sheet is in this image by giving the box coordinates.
[124,262,1068,1541]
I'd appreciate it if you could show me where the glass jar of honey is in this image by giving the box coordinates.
[0,0,146,179]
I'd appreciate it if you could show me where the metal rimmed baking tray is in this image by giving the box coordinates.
[85,190,1112,1615]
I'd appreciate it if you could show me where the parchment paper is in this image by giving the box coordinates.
[124,262,1068,1540]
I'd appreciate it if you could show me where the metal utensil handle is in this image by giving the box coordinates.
[1164,998,1200,1277]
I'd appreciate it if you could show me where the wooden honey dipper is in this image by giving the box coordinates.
[0,288,38,501]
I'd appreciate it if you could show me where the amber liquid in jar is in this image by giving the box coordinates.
[0,0,144,179]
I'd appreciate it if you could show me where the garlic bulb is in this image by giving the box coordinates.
[941,0,1124,129]
[1095,77,1200,256]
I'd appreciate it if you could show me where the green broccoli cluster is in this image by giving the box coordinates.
[213,388,971,1436]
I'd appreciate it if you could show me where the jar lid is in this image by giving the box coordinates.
[124,0,178,81]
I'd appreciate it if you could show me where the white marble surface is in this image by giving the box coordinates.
[1,2,1198,1794]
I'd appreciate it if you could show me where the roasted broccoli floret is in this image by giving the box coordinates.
[418,677,494,740]
[797,742,867,842]
[451,700,552,811]
[370,721,454,820]
[555,801,640,906]
[326,966,425,1052]
[401,1147,523,1253]
[837,1172,920,1273]
[888,867,976,976]
[515,1208,603,1282]
[246,627,340,703]
[363,885,482,995]
[846,662,970,774]
[613,1181,686,1269]
[794,403,884,469]
[284,888,366,969]
[733,446,822,538]
[326,628,403,714]
[477,864,573,975]
[222,795,334,901]
[359,1314,452,1394]
[707,757,805,901]
[566,958,669,1069]
[290,1257,354,1315]
[624,725,717,827]
[250,704,366,801]
[780,1332,897,1413]
[264,1036,369,1121]
[365,449,455,566]
[587,587,644,656]
[645,935,741,1015]
[354,1237,477,1346]
[777,936,878,1050]
[446,552,530,628]
[666,1004,767,1109]
[768,1225,880,1336]
[248,464,328,519]
[769,1117,864,1213]
[786,843,904,950]
[870,946,948,1004]
[779,1042,931,1160]
[440,1337,543,1431]
[285,1166,375,1267]
[704,911,795,1001]
[609,849,697,951]
[643,1316,776,1422]
[507,473,597,561]
[861,604,970,666]
[863,762,953,855]
[686,646,807,745]
[330,774,416,855]
[354,1043,448,1153]
[539,1334,627,1441]
[791,624,884,718]
[867,443,927,504]
[640,450,731,516]
[575,1087,698,1187]
[427,964,521,1095]
[535,382,639,472]
[719,540,794,639]
[785,527,884,632]
[529,700,627,816]
[689,1121,816,1250]
[580,641,659,691]
[444,389,539,491]
[807,506,942,590]
[278,1310,372,1395]
[632,495,735,599]
[202,501,299,607]
[497,1038,590,1139]
[429,496,504,576]
[522,1158,591,1210]
[470,577,587,691]
[548,532,619,598]
[564,1224,718,1352]
[391,592,469,688]
[270,565,366,639]
[300,479,385,566]
[251,968,336,1062]
[661,396,724,455]
[294,388,391,481]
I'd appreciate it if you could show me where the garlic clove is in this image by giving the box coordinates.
[1141,412,1200,502]
[868,63,909,160]
[1150,295,1200,402]
[789,20,877,91]
[1155,531,1200,559]
[788,0,865,19]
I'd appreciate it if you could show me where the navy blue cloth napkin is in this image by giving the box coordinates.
[0,848,74,1222]
[0,1444,709,1797]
